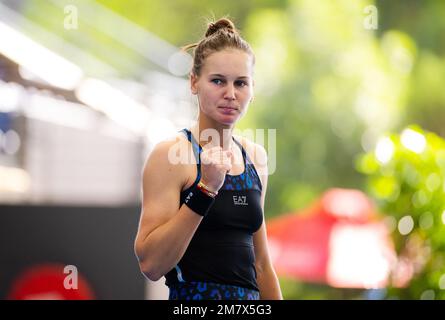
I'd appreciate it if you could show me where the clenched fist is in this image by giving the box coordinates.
[200,146,233,193]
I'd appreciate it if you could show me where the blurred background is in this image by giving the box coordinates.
[0,0,444,300]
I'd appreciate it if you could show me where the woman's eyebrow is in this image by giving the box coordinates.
[209,73,250,79]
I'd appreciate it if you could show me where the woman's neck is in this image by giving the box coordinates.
[191,117,234,151]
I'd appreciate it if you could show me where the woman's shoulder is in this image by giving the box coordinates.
[233,134,267,158]
[233,134,268,170]
[142,131,192,189]
[143,131,191,171]
[151,129,191,152]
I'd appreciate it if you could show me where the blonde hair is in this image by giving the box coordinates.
[182,17,255,76]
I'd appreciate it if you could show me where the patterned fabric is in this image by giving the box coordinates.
[222,164,262,192]
[169,281,260,300]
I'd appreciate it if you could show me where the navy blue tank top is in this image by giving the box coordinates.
[164,128,264,291]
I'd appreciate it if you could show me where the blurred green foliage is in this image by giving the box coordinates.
[357,126,445,299]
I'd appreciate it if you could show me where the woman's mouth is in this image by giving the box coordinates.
[218,106,238,114]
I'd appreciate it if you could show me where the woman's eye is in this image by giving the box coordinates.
[211,79,223,85]
[235,81,247,87]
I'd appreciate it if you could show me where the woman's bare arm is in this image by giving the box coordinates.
[134,139,203,281]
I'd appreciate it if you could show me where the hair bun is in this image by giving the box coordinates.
[205,18,237,37]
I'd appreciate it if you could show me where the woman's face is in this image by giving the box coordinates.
[191,49,254,126]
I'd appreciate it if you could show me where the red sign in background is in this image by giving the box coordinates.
[7,263,95,300]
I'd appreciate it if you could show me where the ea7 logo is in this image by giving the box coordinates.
[233,195,248,206]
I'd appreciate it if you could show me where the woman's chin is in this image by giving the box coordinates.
[217,117,239,126]
[203,111,240,126]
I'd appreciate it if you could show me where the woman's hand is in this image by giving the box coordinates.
[199,146,232,193]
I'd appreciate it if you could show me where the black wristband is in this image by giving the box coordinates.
[183,184,216,217]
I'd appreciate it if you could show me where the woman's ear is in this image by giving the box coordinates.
[190,73,198,95]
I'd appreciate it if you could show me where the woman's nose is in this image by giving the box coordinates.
[224,84,236,100]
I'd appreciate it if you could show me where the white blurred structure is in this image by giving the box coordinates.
[145,279,170,300]
[0,81,143,205]
[23,111,143,206]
